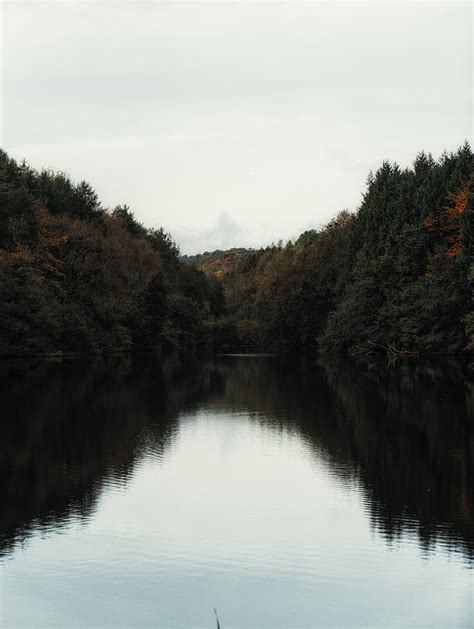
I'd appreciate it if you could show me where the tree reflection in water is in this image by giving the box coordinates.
[0,354,472,565]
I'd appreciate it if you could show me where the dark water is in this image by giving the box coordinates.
[0,354,473,628]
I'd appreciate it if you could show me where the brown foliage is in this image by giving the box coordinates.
[424,185,468,259]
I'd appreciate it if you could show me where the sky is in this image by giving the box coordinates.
[1,1,472,254]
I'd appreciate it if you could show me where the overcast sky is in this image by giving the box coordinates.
[1,1,472,253]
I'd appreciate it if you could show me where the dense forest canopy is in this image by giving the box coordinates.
[220,142,474,354]
[0,150,231,355]
[181,248,252,277]
[0,143,473,356]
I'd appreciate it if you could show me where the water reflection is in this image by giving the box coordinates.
[0,354,472,567]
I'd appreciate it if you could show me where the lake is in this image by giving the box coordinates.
[0,354,472,627]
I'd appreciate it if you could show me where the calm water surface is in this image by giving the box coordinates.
[0,355,472,627]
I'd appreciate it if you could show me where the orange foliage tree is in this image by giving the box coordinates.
[424,185,468,259]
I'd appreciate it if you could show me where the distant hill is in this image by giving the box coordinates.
[181,248,252,276]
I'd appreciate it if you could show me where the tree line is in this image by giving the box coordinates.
[222,143,474,354]
[0,143,473,356]
[0,150,230,356]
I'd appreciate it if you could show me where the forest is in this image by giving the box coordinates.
[0,150,230,355]
[0,143,473,356]
[221,142,474,355]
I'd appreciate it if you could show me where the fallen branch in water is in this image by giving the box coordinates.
[367,340,419,356]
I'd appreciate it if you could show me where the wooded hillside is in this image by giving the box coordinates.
[1,143,472,355]
[181,248,252,277]
[222,143,474,354]
[0,150,230,355]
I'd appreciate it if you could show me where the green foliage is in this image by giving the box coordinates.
[224,144,474,354]
[322,145,473,354]
[465,265,474,352]
[223,211,354,349]
[1,143,473,356]
[111,204,146,238]
[0,151,226,355]
[294,229,319,247]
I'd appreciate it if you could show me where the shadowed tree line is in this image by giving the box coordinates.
[222,143,474,354]
[1,144,473,356]
[0,150,231,356]
[0,355,472,563]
